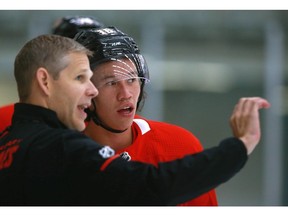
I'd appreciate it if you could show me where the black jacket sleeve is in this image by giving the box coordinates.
[66,136,247,205]
[106,137,247,205]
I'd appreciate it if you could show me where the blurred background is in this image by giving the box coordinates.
[0,10,287,206]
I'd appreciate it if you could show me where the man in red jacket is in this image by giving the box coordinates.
[75,26,259,206]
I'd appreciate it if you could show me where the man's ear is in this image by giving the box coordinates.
[36,67,51,96]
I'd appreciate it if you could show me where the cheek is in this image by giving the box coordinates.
[134,86,141,98]
[94,95,111,110]
[54,84,72,100]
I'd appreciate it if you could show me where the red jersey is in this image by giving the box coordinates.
[0,104,14,132]
[116,116,218,206]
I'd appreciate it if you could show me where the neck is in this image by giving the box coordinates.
[84,121,133,151]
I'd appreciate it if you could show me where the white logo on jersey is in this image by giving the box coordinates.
[120,151,131,161]
[99,146,115,158]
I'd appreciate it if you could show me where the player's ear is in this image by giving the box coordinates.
[36,67,51,96]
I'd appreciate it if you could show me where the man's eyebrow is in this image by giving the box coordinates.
[101,74,116,80]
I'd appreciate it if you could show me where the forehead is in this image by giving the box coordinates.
[59,52,92,77]
[66,52,90,70]
[93,57,138,77]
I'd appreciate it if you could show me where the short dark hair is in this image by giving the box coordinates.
[14,34,93,102]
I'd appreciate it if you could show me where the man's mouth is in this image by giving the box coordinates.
[118,106,133,115]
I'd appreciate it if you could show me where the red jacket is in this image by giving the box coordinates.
[0,103,14,132]
[116,115,218,206]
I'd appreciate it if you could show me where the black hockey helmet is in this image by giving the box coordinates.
[74,26,149,83]
[52,15,105,38]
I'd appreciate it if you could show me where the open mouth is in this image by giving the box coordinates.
[118,106,134,115]
[78,104,90,111]
[78,104,90,118]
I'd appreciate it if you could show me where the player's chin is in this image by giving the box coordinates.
[70,117,86,132]
[76,120,86,132]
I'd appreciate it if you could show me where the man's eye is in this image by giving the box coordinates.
[106,80,117,86]
[76,75,83,81]
[127,78,137,83]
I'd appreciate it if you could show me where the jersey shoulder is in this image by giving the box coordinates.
[133,115,203,151]
[0,103,14,131]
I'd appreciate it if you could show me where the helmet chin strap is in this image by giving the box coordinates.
[85,100,128,134]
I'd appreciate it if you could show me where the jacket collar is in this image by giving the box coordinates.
[12,103,67,129]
